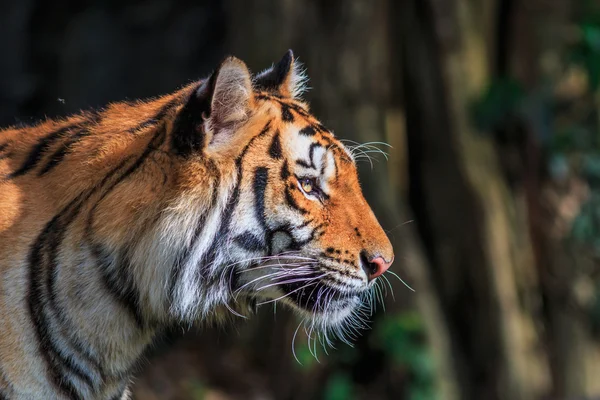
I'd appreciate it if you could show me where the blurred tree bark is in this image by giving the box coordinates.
[499,0,600,397]
[399,0,550,399]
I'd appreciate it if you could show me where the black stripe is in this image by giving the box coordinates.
[281,103,294,122]
[28,195,93,400]
[287,102,311,118]
[255,93,271,101]
[285,184,309,215]
[295,159,314,169]
[0,143,8,153]
[170,83,206,157]
[299,126,316,136]
[46,227,106,383]
[8,123,76,179]
[90,244,145,328]
[23,111,101,176]
[315,122,328,133]
[89,126,166,211]
[333,157,339,181]
[253,167,269,230]
[280,160,290,180]
[128,95,182,134]
[268,131,282,159]
[234,232,264,252]
[38,122,95,176]
[308,143,321,169]
[321,136,336,149]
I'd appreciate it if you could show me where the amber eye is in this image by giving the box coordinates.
[300,178,314,194]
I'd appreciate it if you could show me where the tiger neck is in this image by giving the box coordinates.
[25,130,239,398]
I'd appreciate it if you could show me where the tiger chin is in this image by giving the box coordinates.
[0,50,394,399]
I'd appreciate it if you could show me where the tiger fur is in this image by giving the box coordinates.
[0,50,394,399]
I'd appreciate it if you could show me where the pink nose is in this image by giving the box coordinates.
[365,256,393,281]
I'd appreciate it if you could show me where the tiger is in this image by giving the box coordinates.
[0,50,394,399]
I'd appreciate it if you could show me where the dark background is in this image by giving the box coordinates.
[2,0,600,399]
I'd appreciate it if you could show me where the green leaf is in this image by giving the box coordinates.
[371,312,438,399]
[294,342,318,370]
[323,373,355,400]
[589,289,600,334]
[571,210,594,242]
[582,24,600,52]
[585,51,600,91]
[471,78,525,131]
[583,155,600,183]
[188,379,207,400]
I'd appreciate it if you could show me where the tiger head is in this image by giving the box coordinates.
[166,51,393,342]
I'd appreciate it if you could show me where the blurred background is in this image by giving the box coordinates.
[2,0,600,399]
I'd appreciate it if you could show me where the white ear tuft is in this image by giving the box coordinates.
[288,59,309,99]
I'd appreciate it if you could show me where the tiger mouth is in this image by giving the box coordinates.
[279,279,361,314]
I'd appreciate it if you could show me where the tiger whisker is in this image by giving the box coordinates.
[204,250,314,274]
[386,270,415,292]
[237,260,318,273]
[380,274,395,301]
[254,270,331,293]
[255,279,322,307]
[254,275,322,292]
[233,267,313,297]
[291,317,306,365]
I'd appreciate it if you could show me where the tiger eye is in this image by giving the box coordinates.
[301,180,313,193]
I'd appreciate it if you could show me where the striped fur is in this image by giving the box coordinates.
[0,50,394,399]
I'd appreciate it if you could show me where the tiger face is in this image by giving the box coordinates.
[175,51,395,339]
[231,98,394,328]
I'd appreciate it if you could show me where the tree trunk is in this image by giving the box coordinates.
[399,0,550,398]
[502,0,600,396]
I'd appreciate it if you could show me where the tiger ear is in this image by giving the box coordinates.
[197,56,254,134]
[254,49,307,99]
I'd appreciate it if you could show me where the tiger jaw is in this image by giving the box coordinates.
[279,280,363,316]
[235,259,371,328]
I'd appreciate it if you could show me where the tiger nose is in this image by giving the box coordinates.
[360,252,393,281]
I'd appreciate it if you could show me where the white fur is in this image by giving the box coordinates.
[289,60,310,99]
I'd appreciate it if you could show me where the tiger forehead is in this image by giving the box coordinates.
[255,91,313,124]
[255,92,352,163]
